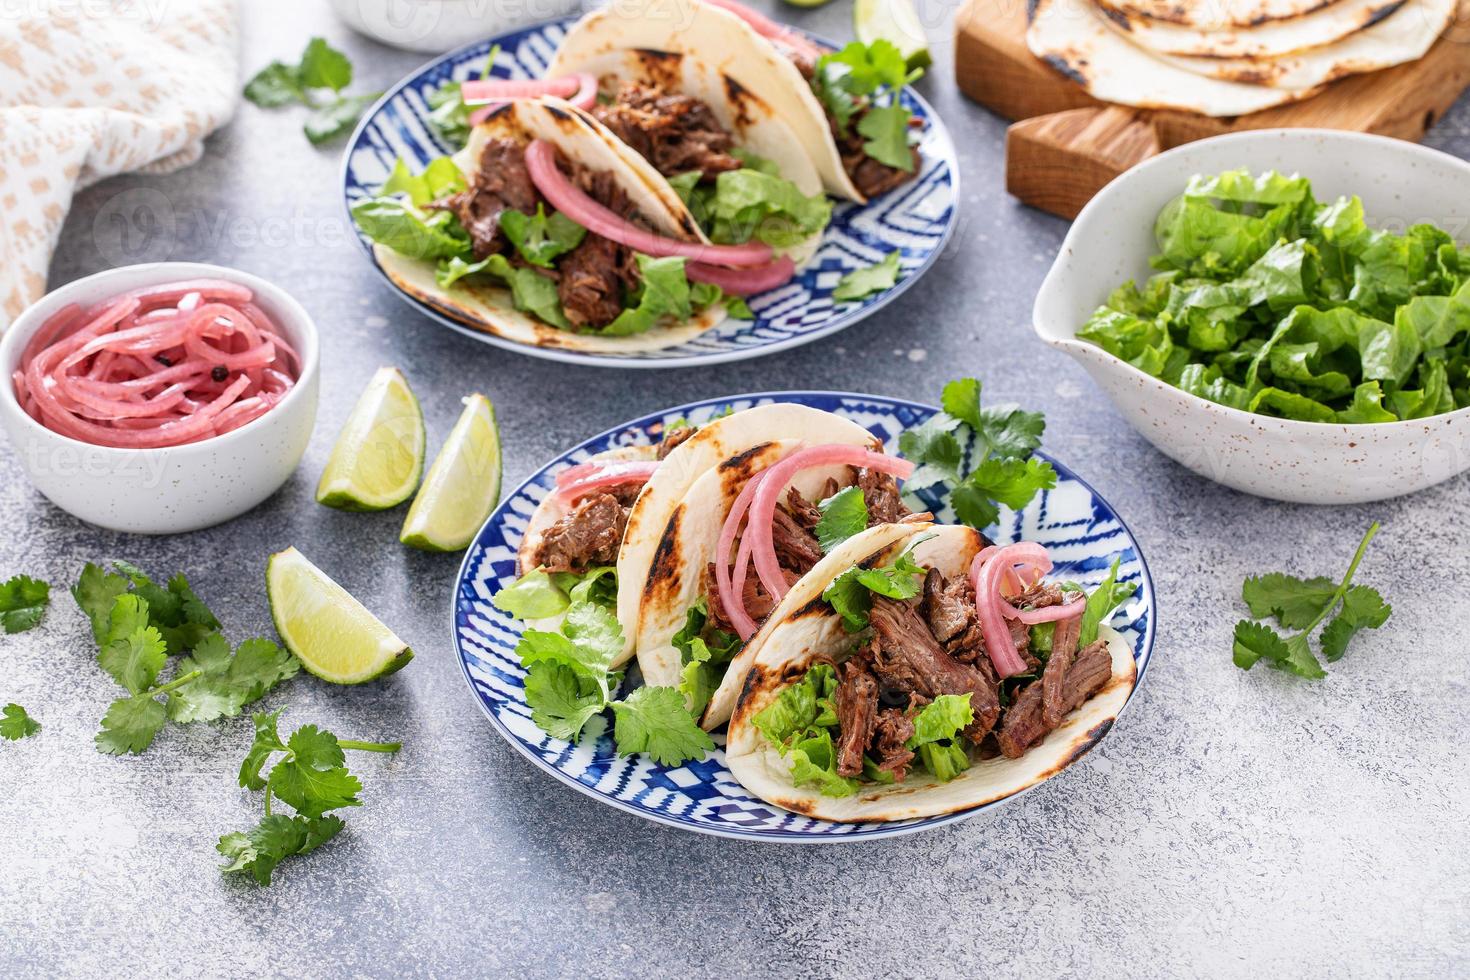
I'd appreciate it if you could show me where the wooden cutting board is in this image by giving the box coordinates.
[954,0,1470,218]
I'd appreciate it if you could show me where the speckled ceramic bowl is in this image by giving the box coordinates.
[0,263,319,534]
[1033,129,1470,504]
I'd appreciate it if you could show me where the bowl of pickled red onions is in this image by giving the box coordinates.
[0,263,319,534]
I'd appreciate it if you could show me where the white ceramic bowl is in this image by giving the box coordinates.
[0,263,320,534]
[1034,129,1470,504]
[328,0,582,53]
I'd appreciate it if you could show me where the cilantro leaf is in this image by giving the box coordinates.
[896,414,964,490]
[243,61,306,107]
[500,205,587,268]
[833,250,901,302]
[822,544,928,632]
[167,635,298,724]
[524,662,606,742]
[857,103,915,172]
[0,574,49,633]
[1320,585,1391,662]
[95,693,168,755]
[814,486,869,552]
[305,93,380,145]
[297,37,352,93]
[609,686,714,766]
[239,709,288,790]
[1,703,40,741]
[73,562,130,644]
[952,457,1057,529]
[218,814,311,886]
[267,725,361,819]
[97,595,168,695]
[1241,573,1339,630]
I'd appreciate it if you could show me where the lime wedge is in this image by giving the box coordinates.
[400,393,502,552]
[854,0,932,71]
[267,547,413,684]
[316,367,425,511]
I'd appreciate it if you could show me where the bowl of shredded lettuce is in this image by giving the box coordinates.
[1033,129,1470,503]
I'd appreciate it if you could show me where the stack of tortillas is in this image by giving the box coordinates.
[1027,0,1458,116]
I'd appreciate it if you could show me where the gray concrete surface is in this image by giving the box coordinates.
[2,1,1467,977]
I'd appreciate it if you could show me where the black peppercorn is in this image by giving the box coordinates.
[211,365,229,383]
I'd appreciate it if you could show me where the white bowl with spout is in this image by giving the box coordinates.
[1033,129,1470,504]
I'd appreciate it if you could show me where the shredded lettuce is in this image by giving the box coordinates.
[1081,169,1470,423]
[492,567,615,621]
[1078,558,1136,647]
[671,598,740,715]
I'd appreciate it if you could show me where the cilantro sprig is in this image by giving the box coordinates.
[243,37,382,145]
[1233,522,1391,679]
[900,378,1056,530]
[74,562,299,755]
[0,575,50,633]
[1,703,40,741]
[218,710,399,885]
[495,577,714,765]
[822,539,930,632]
[811,40,922,171]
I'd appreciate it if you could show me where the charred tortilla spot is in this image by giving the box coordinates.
[1043,54,1090,85]
[1099,5,1131,30]
[1062,718,1113,768]
[642,507,684,605]
[721,74,761,129]
[774,795,817,816]
[1363,0,1405,28]
[790,597,829,621]
[632,48,683,91]
[718,441,777,476]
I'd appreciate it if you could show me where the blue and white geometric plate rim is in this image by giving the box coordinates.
[340,17,959,370]
[450,390,1157,843]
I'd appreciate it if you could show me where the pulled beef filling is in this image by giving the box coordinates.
[590,84,743,181]
[426,137,540,259]
[823,567,1113,776]
[656,424,696,460]
[427,142,655,331]
[532,482,642,573]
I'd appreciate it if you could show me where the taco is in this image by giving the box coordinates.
[547,0,926,203]
[351,97,775,353]
[723,523,1138,823]
[619,405,929,725]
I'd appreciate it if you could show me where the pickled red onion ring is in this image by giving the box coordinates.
[551,459,660,505]
[700,0,825,61]
[12,280,299,449]
[686,256,796,297]
[465,74,598,125]
[523,140,774,268]
[968,542,1081,678]
[747,446,912,602]
[714,468,771,641]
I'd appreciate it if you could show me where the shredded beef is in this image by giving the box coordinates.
[857,467,911,524]
[785,486,825,532]
[656,424,695,460]
[868,596,999,741]
[921,567,973,644]
[704,562,798,632]
[591,84,743,181]
[1041,614,1082,729]
[1001,633,1111,759]
[871,708,915,781]
[533,492,630,572]
[834,660,879,777]
[771,506,823,575]
[426,137,540,259]
[557,167,645,330]
[997,681,1048,759]
[1015,581,1066,611]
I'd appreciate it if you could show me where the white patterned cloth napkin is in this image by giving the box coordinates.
[0,0,239,328]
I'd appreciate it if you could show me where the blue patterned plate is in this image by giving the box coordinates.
[342,19,958,368]
[452,392,1156,841]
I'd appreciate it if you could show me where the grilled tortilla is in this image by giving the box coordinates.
[723,523,1138,824]
[1098,0,1407,59]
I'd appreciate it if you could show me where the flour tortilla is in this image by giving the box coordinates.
[614,403,882,666]
[548,0,871,202]
[373,97,729,353]
[1101,0,1407,58]
[1097,0,1341,30]
[723,523,1139,824]
[1151,0,1453,88]
[1028,0,1324,115]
